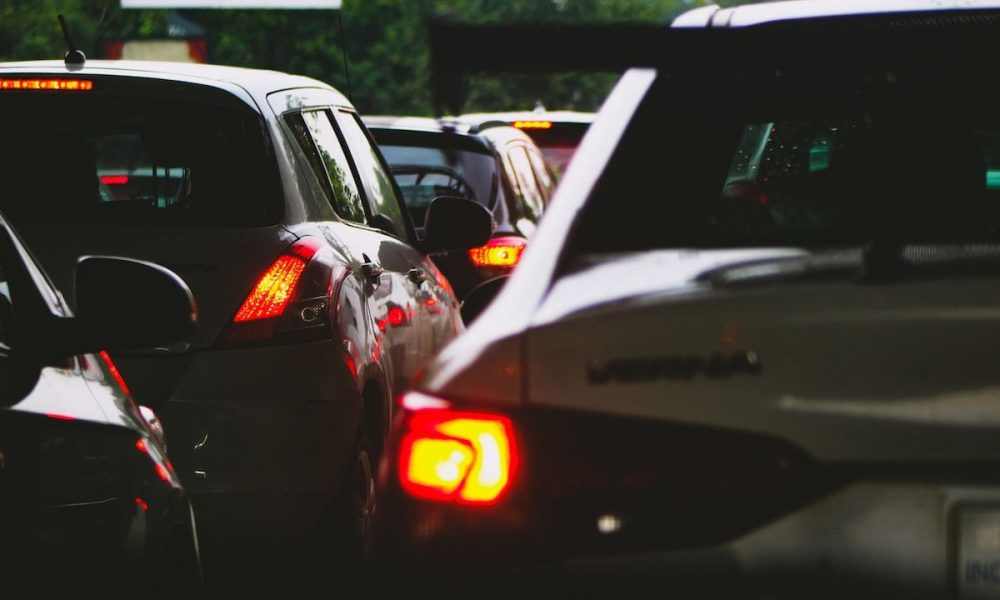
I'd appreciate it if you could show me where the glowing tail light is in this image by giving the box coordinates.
[468,236,527,269]
[0,78,93,91]
[223,237,348,346]
[398,392,518,505]
[233,239,321,323]
[99,175,129,185]
[513,120,552,130]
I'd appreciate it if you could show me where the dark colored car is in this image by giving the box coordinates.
[375,1,1000,597]
[0,59,491,582]
[0,210,200,596]
[364,116,556,311]
[458,109,594,175]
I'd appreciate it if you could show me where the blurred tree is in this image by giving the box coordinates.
[0,0,727,115]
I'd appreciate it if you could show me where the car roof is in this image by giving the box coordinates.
[363,115,474,134]
[459,110,595,125]
[673,0,1000,27]
[364,115,538,150]
[0,60,349,106]
[364,116,495,154]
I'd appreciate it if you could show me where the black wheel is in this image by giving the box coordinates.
[342,435,377,566]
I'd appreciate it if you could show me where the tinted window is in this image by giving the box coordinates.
[526,146,556,202]
[0,97,279,227]
[506,145,544,222]
[288,110,367,224]
[379,144,497,228]
[571,69,1000,254]
[335,112,408,238]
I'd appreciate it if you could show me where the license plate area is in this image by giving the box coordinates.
[958,507,1000,599]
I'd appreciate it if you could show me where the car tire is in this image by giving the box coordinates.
[337,431,377,569]
[297,428,376,596]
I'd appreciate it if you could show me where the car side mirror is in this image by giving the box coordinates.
[72,256,197,354]
[460,276,509,324]
[421,196,493,254]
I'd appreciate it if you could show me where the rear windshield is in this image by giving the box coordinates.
[570,61,1000,255]
[379,144,497,228]
[0,95,280,226]
[517,122,590,173]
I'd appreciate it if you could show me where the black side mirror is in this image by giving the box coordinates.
[73,256,197,354]
[422,196,493,254]
[460,275,509,324]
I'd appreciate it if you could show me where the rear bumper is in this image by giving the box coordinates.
[122,340,363,549]
[375,477,1000,598]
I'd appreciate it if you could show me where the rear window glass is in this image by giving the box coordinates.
[380,144,497,228]
[0,96,279,226]
[570,68,1000,254]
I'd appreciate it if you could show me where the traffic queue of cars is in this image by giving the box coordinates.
[6,0,1000,598]
[364,116,557,320]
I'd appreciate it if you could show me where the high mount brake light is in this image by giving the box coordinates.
[223,237,345,345]
[398,392,518,505]
[0,78,93,91]
[513,120,552,130]
[468,236,527,269]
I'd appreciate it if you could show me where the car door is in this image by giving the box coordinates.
[329,109,460,361]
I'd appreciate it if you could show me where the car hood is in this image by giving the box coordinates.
[520,247,1000,462]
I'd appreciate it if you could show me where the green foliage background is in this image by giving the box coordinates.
[0,0,721,115]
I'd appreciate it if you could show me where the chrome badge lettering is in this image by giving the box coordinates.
[586,351,761,384]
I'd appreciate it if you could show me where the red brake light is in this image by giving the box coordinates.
[513,120,552,130]
[398,393,518,506]
[468,236,527,269]
[0,78,94,92]
[223,237,346,346]
[99,175,129,185]
[233,238,322,323]
[234,255,309,322]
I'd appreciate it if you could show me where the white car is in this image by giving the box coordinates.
[375,1,1000,598]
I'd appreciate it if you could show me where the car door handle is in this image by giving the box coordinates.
[407,268,427,284]
[361,259,384,283]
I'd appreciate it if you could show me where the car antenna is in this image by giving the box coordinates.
[57,14,86,67]
[335,11,353,102]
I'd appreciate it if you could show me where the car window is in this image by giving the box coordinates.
[334,111,409,239]
[571,73,1000,255]
[506,145,544,222]
[287,110,368,224]
[526,146,556,202]
[379,144,497,229]
[0,96,279,227]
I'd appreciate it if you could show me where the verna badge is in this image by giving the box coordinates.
[586,351,761,384]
